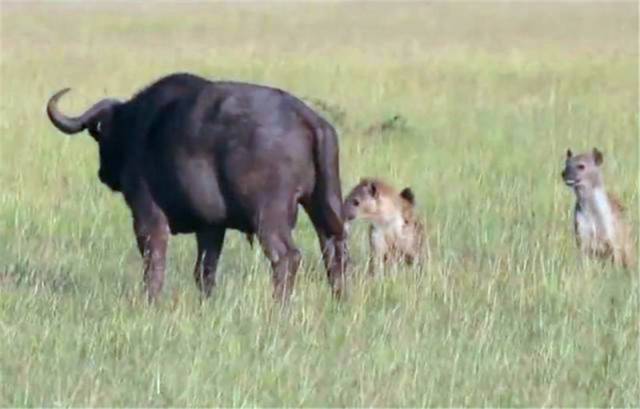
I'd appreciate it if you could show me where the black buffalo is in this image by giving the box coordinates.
[46,73,348,302]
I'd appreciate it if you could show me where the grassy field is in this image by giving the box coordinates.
[1,2,638,406]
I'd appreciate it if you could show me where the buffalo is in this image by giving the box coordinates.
[46,73,348,302]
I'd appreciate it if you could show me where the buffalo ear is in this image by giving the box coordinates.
[399,187,415,205]
[593,148,603,166]
[566,149,573,159]
[87,121,102,140]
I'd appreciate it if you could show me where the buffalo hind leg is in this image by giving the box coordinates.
[303,202,348,299]
[257,225,301,303]
[193,228,226,297]
[134,213,169,303]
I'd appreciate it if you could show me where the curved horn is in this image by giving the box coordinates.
[46,88,120,135]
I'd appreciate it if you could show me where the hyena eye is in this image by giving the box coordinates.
[577,164,585,171]
[352,199,360,207]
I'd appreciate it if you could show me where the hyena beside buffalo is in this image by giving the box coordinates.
[343,178,427,275]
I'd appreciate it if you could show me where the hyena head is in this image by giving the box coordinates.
[343,179,383,222]
[343,178,416,224]
[562,147,605,190]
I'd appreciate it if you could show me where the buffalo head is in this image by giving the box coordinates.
[47,89,124,191]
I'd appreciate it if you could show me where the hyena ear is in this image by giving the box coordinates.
[593,148,603,166]
[399,187,415,206]
[566,149,573,159]
[359,177,372,190]
[368,181,379,198]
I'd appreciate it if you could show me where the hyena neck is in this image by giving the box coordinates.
[575,184,609,211]
[372,208,404,231]
[574,178,605,203]
[577,185,616,241]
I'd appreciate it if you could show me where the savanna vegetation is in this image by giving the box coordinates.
[1,2,638,406]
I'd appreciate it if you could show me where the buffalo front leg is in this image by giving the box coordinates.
[193,228,226,297]
[134,215,169,303]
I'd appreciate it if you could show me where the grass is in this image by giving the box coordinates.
[1,1,638,406]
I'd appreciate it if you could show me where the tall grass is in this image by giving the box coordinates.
[1,2,638,406]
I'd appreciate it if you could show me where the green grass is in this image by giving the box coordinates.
[1,2,638,406]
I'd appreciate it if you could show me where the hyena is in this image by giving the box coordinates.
[343,178,428,275]
[562,148,635,269]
